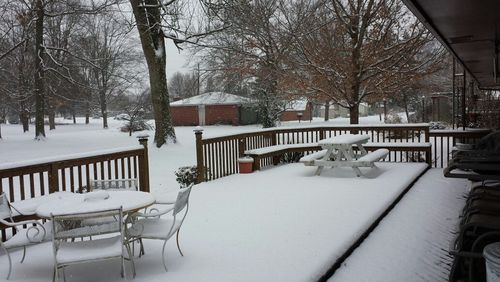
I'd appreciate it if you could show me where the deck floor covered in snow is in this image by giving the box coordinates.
[330,169,468,282]
[0,162,430,281]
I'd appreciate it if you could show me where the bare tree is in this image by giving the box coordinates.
[168,71,198,99]
[199,0,311,127]
[76,12,140,129]
[297,0,445,124]
[128,0,227,146]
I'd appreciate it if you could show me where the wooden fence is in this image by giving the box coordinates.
[428,129,491,168]
[0,137,150,240]
[195,125,492,182]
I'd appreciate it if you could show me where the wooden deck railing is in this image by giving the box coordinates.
[0,137,150,240]
[195,125,492,182]
[428,129,491,168]
[195,124,451,182]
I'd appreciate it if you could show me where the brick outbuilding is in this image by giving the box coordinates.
[170,92,253,126]
[280,100,313,122]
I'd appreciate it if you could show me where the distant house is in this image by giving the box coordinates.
[280,100,313,121]
[170,92,253,126]
[319,102,370,119]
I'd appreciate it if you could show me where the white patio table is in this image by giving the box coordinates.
[314,134,370,176]
[36,191,155,218]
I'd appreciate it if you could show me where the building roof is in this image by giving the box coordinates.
[284,100,309,111]
[170,92,252,106]
[402,0,500,89]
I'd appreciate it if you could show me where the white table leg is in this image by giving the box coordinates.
[315,147,334,176]
[342,145,362,177]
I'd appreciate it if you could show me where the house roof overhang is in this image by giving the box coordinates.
[402,0,500,90]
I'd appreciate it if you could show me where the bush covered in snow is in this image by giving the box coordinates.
[429,121,447,130]
[175,165,207,187]
[120,120,152,135]
[384,112,403,124]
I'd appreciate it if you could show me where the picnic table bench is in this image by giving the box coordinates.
[245,143,321,171]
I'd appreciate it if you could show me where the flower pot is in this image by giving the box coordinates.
[238,157,254,173]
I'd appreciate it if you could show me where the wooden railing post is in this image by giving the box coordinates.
[194,128,205,183]
[270,131,279,165]
[424,125,430,142]
[319,128,325,140]
[271,131,277,146]
[238,138,246,157]
[48,163,59,194]
[137,135,150,192]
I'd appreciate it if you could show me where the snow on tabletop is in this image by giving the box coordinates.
[330,169,468,282]
[318,134,370,145]
[10,192,75,216]
[35,191,154,217]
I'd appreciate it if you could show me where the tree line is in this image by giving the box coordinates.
[0,0,450,146]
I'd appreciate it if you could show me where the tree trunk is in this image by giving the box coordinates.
[19,104,30,132]
[130,0,176,147]
[99,89,108,128]
[72,111,76,124]
[324,100,330,121]
[349,104,359,124]
[48,111,55,130]
[34,0,45,139]
[18,49,29,132]
[47,96,55,130]
[85,92,91,124]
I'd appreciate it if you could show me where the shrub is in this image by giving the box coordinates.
[429,121,447,130]
[120,120,153,135]
[175,166,206,188]
[280,151,304,163]
[385,112,403,124]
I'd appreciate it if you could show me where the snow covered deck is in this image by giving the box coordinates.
[1,162,459,281]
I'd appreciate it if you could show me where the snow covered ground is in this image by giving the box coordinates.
[0,116,467,281]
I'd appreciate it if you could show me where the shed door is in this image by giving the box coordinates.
[198,105,206,126]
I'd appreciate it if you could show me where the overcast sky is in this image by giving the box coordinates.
[165,40,190,76]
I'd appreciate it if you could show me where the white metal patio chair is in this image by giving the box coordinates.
[51,207,135,282]
[0,192,51,280]
[127,184,193,272]
[89,178,138,192]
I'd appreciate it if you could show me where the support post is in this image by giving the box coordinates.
[48,163,59,193]
[452,58,456,129]
[383,98,387,123]
[462,71,467,130]
[194,128,204,183]
[137,135,150,192]
[238,138,246,157]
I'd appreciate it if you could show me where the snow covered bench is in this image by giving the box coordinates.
[244,143,321,170]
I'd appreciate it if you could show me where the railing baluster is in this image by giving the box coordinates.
[70,167,75,193]
[20,175,25,200]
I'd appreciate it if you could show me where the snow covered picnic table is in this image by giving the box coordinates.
[301,134,389,176]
